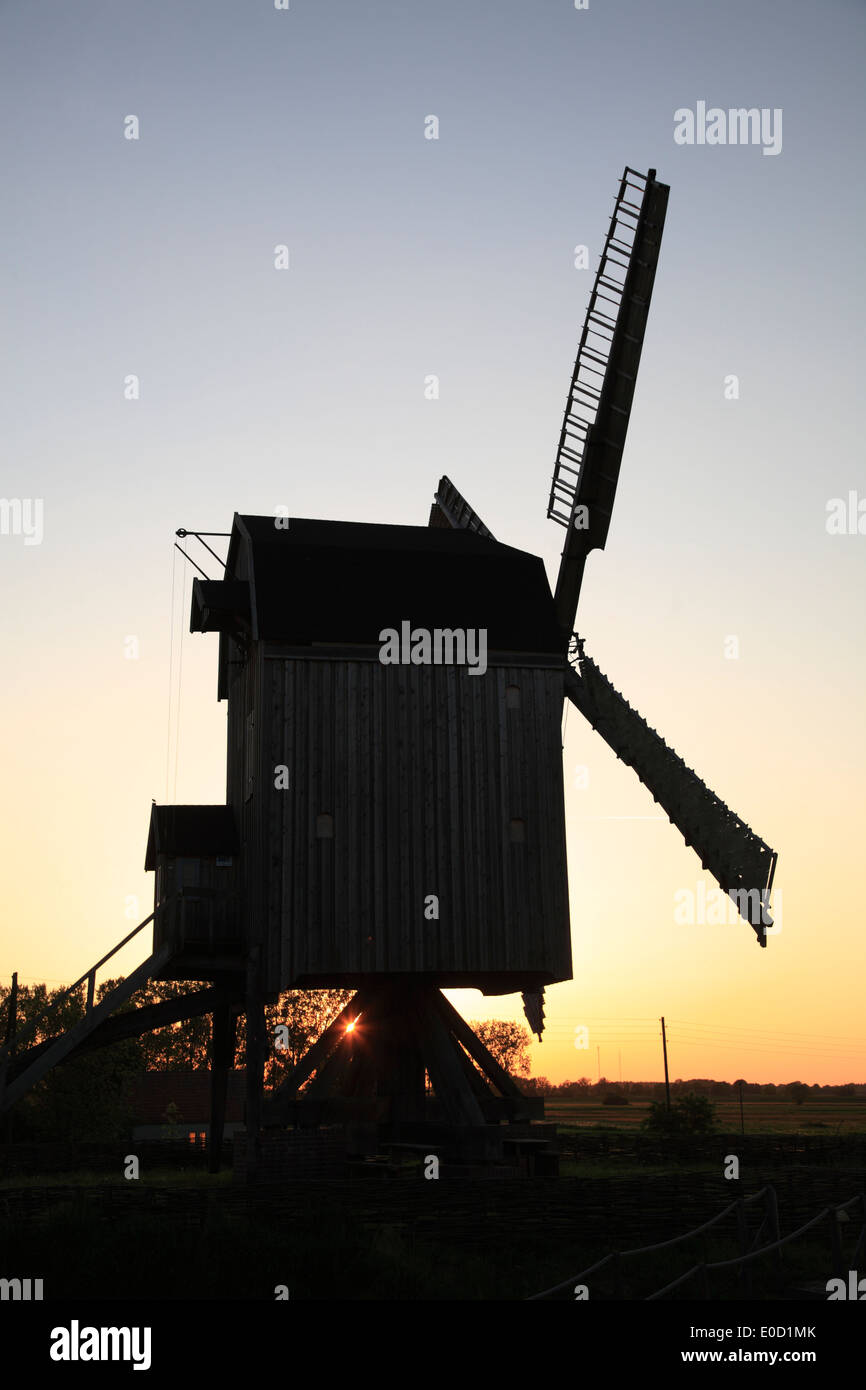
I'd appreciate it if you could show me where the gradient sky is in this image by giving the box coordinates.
[2,0,864,1086]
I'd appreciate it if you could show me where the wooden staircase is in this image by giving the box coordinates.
[0,914,175,1115]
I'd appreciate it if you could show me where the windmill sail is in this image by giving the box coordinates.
[565,645,777,945]
[549,167,669,636]
[429,474,496,538]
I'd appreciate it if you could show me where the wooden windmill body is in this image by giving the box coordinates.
[0,168,777,1177]
[149,514,574,1145]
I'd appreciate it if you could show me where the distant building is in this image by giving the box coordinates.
[129,1070,246,1144]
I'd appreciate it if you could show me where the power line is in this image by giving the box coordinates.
[539,1018,862,1047]
[665,1036,865,1062]
[540,1025,862,1060]
[667,1017,862,1042]
[671,1034,864,1058]
[667,1025,863,1053]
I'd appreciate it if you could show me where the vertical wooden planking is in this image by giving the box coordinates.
[361,661,375,969]
[422,667,436,973]
[445,665,463,968]
[383,663,401,974]
[322,661,335,973]
[486,667,506,968]
[417,669,428,969]
[406,667,420,971]
[468,668,486,969]
[496,662,512,968]
[522,668,540,971]
[248,647,265,971]
[547,669,568,973]
[396,665,412,971]
[264,658,279,993]
[510,661,528,968]
[333,661,348,972]
[431,665,448,974]
[369,658,384,975]
[345,662,360,975]
[299,659,314,979]
[270,654,570,987]
[530,669,548,971]
[550,668,573,979]
[280,659,292,988]
[462,670,477,967]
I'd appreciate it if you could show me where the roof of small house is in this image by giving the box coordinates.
[219,514,563,655]
[129,1069,246,1125]
[145,804,239,870]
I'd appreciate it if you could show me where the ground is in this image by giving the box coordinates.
[1,1101,863,1299]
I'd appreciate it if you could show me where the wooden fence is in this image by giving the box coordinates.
[528,1186,866,1300]
[559,1130,866,1167]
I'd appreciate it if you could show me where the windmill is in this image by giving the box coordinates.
[0,166,776,1177]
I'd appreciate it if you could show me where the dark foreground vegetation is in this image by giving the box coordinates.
[2,1130,864,1301]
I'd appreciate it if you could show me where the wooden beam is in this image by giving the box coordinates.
[452,1035,496,1100]
[387,1015,427,1125]
[268,985,373,1108]
[1,947,172,1114]
[5,987,243,1081]
[410,992,485,1128]
[303,1033,355,1099]
[433,991,526,1099]
[208,990,236,1174]
[244,950,266,1183]
[302,983,389,1102]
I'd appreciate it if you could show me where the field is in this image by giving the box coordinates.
[545,1098,866,1135]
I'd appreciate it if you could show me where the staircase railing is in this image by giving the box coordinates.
[0,913,154,1068]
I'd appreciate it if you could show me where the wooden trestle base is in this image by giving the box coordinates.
[256,983,544,1142]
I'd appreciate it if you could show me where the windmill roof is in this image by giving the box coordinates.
[145,805,239,870]
[226,515,562,655]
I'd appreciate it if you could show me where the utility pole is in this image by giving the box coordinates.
[618,1049,622,1084]
[4,972,17,1053]
[0,972,18,1142]
[597,1045,601,1084]
[661,1016,671,1111]
[738,1080,745,1136]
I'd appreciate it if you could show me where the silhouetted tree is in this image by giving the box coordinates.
[643,1091,717,1136]
[1,979,141,1141]
[523,1075,550,1095]
[469,1020,532,1078]
[263,988,354,1087]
